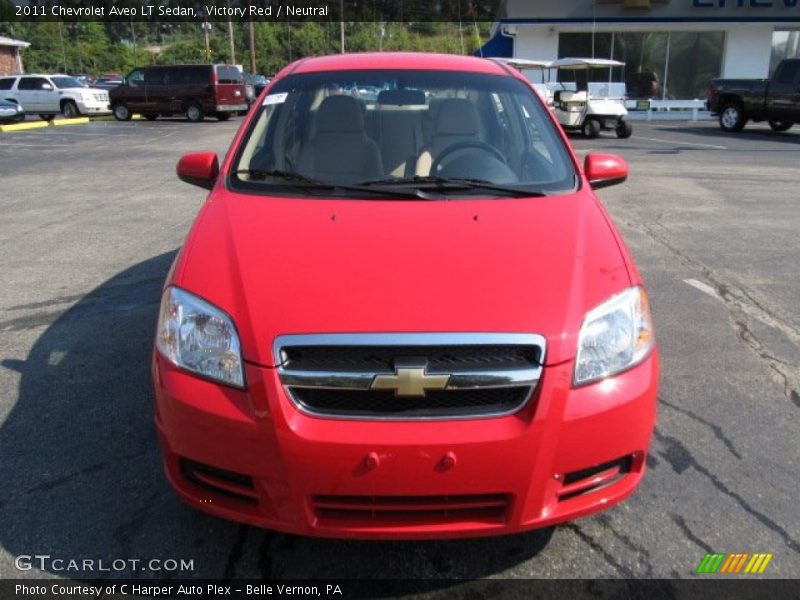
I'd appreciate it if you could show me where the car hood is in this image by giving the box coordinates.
[62,86,106,93]
[174,189,632,367]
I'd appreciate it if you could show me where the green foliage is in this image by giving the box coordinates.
[8,21,490,76]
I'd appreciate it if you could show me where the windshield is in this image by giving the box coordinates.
[232,69,576,198]
[52,77,86,89]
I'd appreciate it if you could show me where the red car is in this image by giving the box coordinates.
[153,52,658,539]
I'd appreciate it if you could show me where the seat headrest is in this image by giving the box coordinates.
[378,89,427,106]
[435,99,481,136]
[316,95,365,133]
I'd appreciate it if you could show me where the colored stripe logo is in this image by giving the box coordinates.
[696,553,773,574]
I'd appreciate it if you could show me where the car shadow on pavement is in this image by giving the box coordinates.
[0,251,553,585]
[652,124,800,146]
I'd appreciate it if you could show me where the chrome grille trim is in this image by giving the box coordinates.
[274,333,546,421]
[279,367,541,390]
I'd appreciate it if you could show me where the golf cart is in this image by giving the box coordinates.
[492,58,555,107]
[550,58,632,139]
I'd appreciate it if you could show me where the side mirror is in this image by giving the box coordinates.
[177,152,219,190]
[584,153,628,190]
[41,83,54,91]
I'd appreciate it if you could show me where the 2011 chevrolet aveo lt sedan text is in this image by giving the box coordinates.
[153,53,658,539]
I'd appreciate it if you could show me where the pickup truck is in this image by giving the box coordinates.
[706,58,800,132]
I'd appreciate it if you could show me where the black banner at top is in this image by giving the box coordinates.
[1,0,503,22]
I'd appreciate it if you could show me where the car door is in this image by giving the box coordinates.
[121,69,147,111]
[768,61,800,122]
[15,77,50,112]
[143,68,169,113]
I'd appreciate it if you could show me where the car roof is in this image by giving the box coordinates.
[290,52,509,76]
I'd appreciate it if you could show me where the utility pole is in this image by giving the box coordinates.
[228,20,236,64]
[248,21,256,72]
[226,0,236,64]
[340,0,345,53]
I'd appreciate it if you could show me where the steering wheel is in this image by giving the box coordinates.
[430,140,508,175]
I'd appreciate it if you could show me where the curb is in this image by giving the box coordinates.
[0,114,124,133]
[52,117,90,127]
[0,120,49,133]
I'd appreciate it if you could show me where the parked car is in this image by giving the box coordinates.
[110,64,247,122]
[0,98,25,123]
[154,52,658,539]
[242,72,270,106]
[91,77,123,91]
[0,74,110,120]
[706,58,800,132]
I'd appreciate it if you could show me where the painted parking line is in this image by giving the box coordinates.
[684,278,723,300]
[632,135,728,150]
[683,278,797,340]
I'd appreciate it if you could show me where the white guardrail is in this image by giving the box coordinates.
[625,99,710,121]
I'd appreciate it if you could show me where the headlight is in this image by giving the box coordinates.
[156,287,245,388]
[574,286,654,386]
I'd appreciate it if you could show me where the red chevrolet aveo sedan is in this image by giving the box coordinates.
[153,53,658,539]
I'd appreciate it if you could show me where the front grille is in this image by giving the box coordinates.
[292,387,531,418]
[282,344,541,372]
[312,494,509,526]
[275,333,546,420]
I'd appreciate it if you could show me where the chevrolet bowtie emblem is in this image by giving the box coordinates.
[371,360,450,397]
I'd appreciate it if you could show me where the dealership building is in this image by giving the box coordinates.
[479,0,800,100]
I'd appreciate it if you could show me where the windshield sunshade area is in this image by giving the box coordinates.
[232,69,577,198]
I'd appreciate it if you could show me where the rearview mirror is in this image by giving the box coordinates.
[584,153,628,189]
[177,152,219,190]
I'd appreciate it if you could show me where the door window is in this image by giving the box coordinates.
[127,70,144,87]
[17,77,50,91]
[776,61,800,85]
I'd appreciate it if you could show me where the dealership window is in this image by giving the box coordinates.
[559,31,724,100]
[770,30,800,75]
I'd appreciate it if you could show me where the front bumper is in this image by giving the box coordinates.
[216,104,248,113]
[77,101,111,115]
[153,351,658,539]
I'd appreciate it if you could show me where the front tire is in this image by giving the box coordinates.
[112,103,131,121]
[61,100,79,119]
[719,102,746,132]
[583,119,601,139]
[185,102,204,122]
[768,120,793,132]
[616,119,633,139]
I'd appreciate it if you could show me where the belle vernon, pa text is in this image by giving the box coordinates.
[15,584,343,597]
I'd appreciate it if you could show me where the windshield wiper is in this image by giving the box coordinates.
[235,169,333,187]
[235,169,433,200]
[357,175,546,198]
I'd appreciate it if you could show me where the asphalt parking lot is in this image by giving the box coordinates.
[0,118,798,586]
